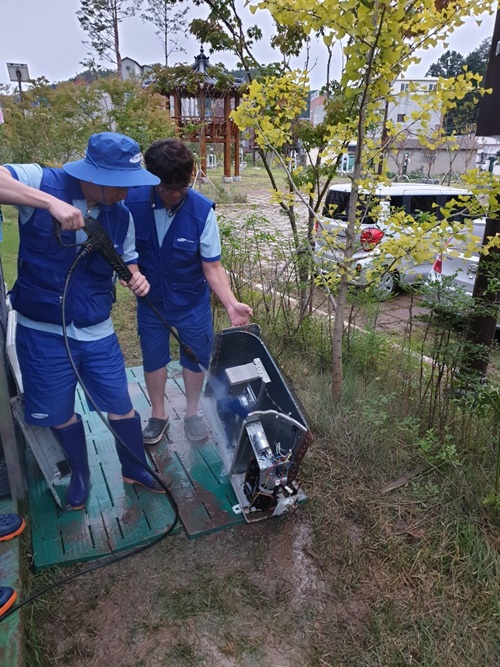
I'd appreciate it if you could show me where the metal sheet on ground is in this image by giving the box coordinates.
[28,364,244,570]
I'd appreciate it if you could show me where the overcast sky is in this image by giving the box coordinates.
[0,1,496,91]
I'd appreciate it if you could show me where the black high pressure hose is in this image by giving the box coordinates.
[58,244,178,499]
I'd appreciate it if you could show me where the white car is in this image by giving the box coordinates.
[428,218,486,293]
[427,218,500,329]
[314,182,484,298]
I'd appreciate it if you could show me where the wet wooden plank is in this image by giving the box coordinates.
[148,400,242,538]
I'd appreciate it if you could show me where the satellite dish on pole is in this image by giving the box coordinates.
[6,63,30,101]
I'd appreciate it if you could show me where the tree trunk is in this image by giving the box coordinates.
[330,156,363,401]
[112,2,122,80]
[164,4,169,67]
[330,24,382,401]
[331,273,348,400]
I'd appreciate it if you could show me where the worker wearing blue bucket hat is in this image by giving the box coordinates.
[0,132,165,511]
[63,132,160,187]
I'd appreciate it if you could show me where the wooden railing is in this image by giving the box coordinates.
[172,116,239,139]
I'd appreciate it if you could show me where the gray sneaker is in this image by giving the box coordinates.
[142,417,170,446]
[184,415,209,441]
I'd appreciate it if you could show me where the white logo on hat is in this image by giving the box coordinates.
[129,153,142,163]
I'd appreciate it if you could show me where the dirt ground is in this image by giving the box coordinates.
[37,507,334,666]
[31,318,419,667]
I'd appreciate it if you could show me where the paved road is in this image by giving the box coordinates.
[217,188,309,233]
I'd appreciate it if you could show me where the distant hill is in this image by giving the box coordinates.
[69,68,116,84]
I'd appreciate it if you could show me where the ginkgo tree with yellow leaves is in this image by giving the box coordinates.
[230,0,497,400]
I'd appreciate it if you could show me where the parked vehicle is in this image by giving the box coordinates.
[428,218,486,293]
[427,218,500,329]
[314,182,484,298]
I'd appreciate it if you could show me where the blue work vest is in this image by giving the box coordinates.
[10,168,129,327]
[126,187,214,311]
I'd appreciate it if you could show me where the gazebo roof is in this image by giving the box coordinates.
[189,46,244,89]
[154,46,244,97]
[190,47,217,85]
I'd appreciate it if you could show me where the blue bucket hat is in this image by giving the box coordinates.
[63,132,160,187]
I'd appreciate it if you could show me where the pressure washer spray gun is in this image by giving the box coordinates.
[81,216,201,367]
[82,216,134,284]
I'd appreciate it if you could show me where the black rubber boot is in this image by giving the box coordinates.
[111,412,165,493]
[52,415,90,510]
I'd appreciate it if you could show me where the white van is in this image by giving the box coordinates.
[314,182,484,297]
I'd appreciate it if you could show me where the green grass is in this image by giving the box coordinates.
[284,344,500,665]
[195,165,289,205]
[162,643,206,667]
[0,205,19,289]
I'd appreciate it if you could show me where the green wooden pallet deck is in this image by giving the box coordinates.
[28,363,244,571]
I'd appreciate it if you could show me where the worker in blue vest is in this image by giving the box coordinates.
[0,132,165,511]
[126,138,252,444]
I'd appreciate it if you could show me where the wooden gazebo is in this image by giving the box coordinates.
[163,47,243,181]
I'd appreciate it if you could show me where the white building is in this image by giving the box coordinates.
[121,57,153,83]
[386,77,441,134]
[309,78,442,133]
[310,77,480,178]
[309,90,326,126]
